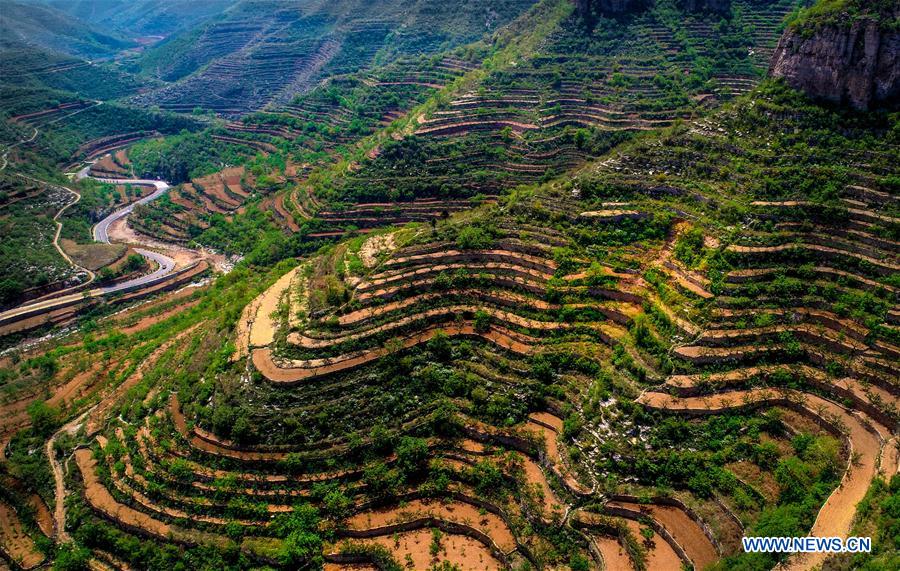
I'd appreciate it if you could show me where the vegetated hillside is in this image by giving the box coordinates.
[128,0,805,248]
[3,79,896,571]
[0,1,135,59]
[34,0,239,37]
[130,0,540,117]
[301,0,803,209]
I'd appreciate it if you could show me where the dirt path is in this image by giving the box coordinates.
[50,182,96,285]
[46,407,95,543]
[0,125,38,171]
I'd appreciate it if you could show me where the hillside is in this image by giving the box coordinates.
[34,0,239,37]
[131,0,540,117]
[0,1,134,59]
[0,1,897,570]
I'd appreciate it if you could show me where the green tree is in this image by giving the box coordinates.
[473,309,491,333]
[396,436,429,476]
[455,227,492,250]
[272,504,323,567]
[53,544,90,571]
[27,401,60,437]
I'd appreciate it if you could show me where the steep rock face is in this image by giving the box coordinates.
[678,0,730,14]
[769,19,899,110]
[574,0,650,21]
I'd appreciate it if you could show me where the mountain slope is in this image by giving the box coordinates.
[33,0,239,37]
[0,1,134,59]
[130,0,540,116]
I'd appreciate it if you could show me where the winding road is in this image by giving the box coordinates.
[80,174,177,294]
[0,164,179,324]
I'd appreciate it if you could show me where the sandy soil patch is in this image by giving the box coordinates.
[610,500,718,569]
[0,500,45,569]
[107,218,226,271]
[248,267,300,347]
[592,534,633,571]
[624,519,681,571]
[346,498,515,552]
[519,455,562,517]
[339,529,503,570]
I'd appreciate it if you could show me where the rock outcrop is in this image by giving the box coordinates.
[678,0,731,15]
[574,0,651,29]
[769,18,899,110]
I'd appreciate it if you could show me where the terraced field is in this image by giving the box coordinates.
[313,0,803,208]
[132,0,539,117]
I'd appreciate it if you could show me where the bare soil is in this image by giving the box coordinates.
[611,500,718,569]
[60,240,127,271]
[346,498,516,552]
[75,448,172,538]
[0,500,45,569]
[623,519,682,571]
[591,534,634,571]
[339,529,503,570]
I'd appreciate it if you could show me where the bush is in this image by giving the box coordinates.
[27,401,60,437]
[396,436,430,476]
[455,226,493,250]
[271,504,323,567]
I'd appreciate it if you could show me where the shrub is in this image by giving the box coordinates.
[455,226,492,250]
[272,504,323,567]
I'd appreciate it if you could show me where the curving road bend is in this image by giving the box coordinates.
[0,169,179,324]
[84,176,177,294]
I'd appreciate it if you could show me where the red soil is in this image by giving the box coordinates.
[608,500,718,569]
[0,500,45,569]
[592,534,633,571]
[345,498,516,552]
[624,519,682,570]
[336,529,503,570]
[76,448,173,537]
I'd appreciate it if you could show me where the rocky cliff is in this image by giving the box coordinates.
[769,17,899,110]
[574,0,650,29]
[678,0,730,15]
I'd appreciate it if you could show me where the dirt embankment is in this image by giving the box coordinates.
[0,500,45,569]
[345,498,516,552]
[335,529,503,571]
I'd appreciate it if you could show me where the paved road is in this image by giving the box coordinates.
[85,177,177,294]
[0,171,178,324]
[89,178,169,243]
